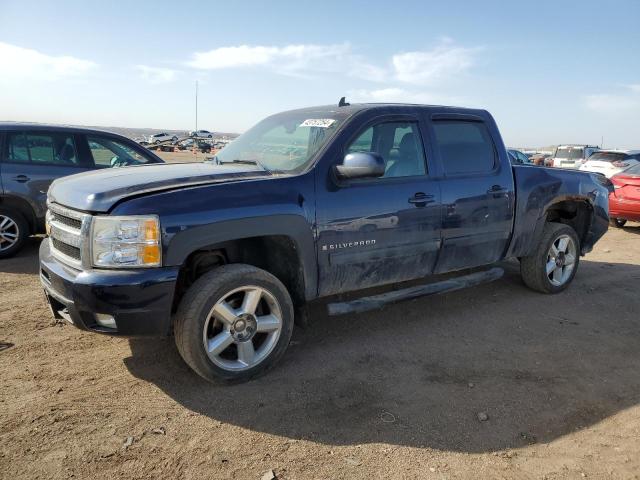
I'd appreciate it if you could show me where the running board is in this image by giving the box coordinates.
[327,267,504,316]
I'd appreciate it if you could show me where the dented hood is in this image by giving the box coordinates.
[48,162,270,212]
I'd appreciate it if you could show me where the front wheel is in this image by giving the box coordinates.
[520,222,580,294]
[174,264,294,384]
[610,218,627,228]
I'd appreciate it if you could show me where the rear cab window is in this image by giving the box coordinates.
[432,121,496,175]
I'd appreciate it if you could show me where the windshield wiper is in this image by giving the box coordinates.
[212,157,273,172]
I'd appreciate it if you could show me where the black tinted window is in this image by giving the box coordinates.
[588,152,629,163]
[5,132,79,165]
[433,121,496,175]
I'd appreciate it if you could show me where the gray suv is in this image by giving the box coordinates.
[0,123,163,258]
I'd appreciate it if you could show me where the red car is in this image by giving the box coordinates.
[609,163,640,227]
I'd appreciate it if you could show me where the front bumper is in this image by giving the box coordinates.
[39,238,180,336]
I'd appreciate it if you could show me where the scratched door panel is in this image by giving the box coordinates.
[316,179,442,297]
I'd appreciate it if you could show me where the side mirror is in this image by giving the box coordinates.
[334,152,385,180]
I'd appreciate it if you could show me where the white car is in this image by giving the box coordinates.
[189,129,213,139]
[148,132,178,144]
[551,145,600,169]
[579,150,640,178]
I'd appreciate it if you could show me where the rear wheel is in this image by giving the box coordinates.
[174,264,294,384]
[0,207,29,259]
[610,218,627,228]
[520,222,580,294]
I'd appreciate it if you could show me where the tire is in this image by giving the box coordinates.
[610,218,627,228]
[0,207,29,259]
[174,264,294,384]
[520,222,580,294]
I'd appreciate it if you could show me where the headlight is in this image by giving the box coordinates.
[91,215,161,268]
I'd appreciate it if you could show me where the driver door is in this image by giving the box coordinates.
[315,115,442,296]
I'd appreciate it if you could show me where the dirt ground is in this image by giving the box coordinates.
[1,225,640,480]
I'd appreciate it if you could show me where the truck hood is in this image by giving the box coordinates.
[48,162,270,213]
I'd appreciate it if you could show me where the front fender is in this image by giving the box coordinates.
[164,214,317,299]
[110,175,318,300]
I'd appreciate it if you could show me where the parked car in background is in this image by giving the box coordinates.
[508,149,533,165]
[552,144,600,169]
[190,129,214,139]
[530,153,552,166]
[148,132,178,144]
[579,150,640,178]
[177,139,212,153]
[608,162,640,227]
[0,123,163,258]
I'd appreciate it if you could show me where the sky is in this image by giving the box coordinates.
[1,0,639,148]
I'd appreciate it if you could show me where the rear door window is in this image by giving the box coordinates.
[4,132,79,166]
[432,121,496,175]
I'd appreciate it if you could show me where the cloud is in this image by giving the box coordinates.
[585,84,640,113]
[348,87,462,105]
[392,43,478,86]
[186,43,354,77]
[185,40,479,85]
[0,42,96,80]
[136,65,178,84]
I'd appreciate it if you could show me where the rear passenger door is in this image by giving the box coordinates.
[1,131,91,224]
[427,113,514,273]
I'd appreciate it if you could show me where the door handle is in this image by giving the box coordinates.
[13,175,30,183]
[408,192,435,207]
[487,185,508,197]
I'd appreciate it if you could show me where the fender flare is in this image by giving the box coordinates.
[164,214,317,300]
[531,195,595,254]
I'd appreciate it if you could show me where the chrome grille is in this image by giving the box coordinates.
[51,238,81,260]
[47,203,90,268]
[50,211,82,229]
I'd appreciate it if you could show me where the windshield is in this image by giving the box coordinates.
[554,147,585,160]
[588,152,629,163]
[213,110,348,173]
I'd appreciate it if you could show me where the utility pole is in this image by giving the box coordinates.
[195,80,198,133]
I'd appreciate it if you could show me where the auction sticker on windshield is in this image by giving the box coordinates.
[299,119,336,128]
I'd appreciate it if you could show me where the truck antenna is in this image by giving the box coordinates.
[338,96,350,107]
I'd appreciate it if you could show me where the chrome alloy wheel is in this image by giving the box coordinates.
[546,234,577,286]
[0,215,19,252]
[203,286,283,371]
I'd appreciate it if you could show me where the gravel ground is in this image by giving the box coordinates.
[1,225,639,479]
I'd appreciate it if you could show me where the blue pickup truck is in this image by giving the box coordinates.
[39,102,610,383]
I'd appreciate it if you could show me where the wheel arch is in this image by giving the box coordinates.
[167,215,317,310]
[0,194,39,234]
[539,197,594,255]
